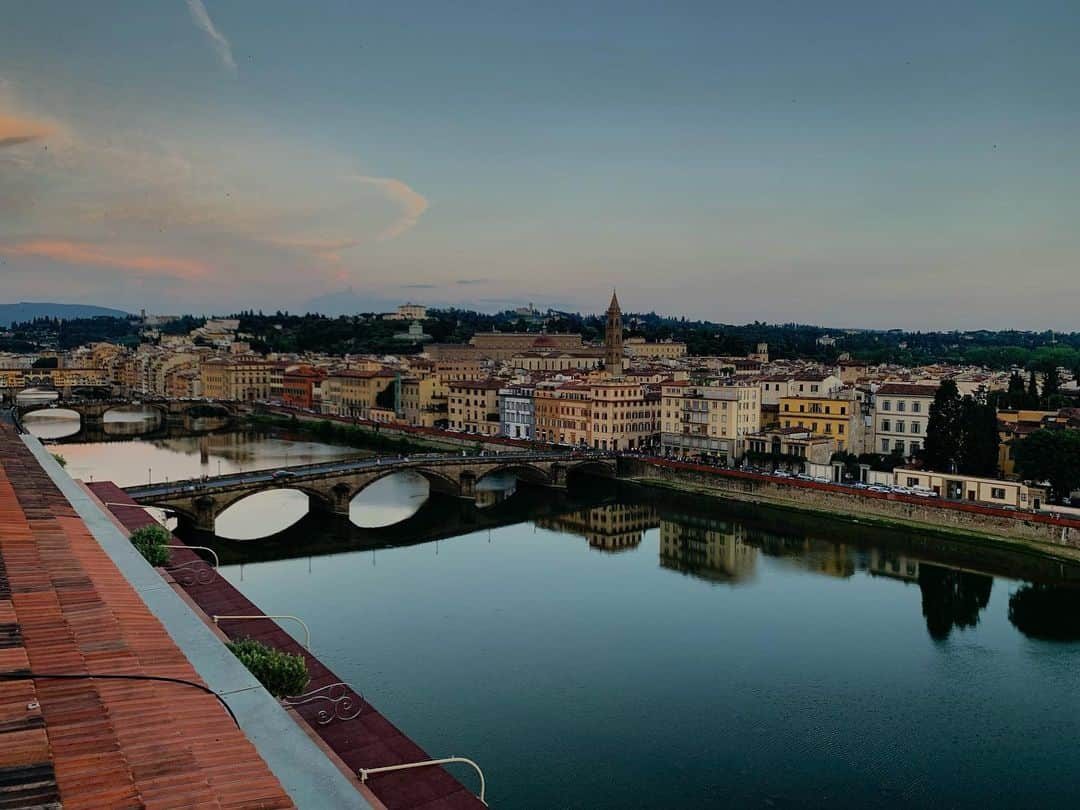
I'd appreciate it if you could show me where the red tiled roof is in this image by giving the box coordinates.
[875,383,939,396]
[0,425,294,809]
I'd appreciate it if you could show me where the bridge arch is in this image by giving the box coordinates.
[474,463,552,487]
[347,466,461,501]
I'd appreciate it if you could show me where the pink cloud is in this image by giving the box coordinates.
[0,113,55,148]
[0,239,210,279]
[346,175,429,240]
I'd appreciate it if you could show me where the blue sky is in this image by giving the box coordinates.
[1,1,1077,327]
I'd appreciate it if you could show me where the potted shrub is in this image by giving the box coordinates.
[129,524,172,567]
[226,637,310,698]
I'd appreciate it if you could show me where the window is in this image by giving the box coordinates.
[907,477,919,487]
[897,401,906,412]
[909,440,920,453]
[881,439,890,452]
[896,422,905,433]
[910,421,919,433]
[881,419,891,432]
[991,487,1006,500]
[881,400,891,411]
[912,402,921,413]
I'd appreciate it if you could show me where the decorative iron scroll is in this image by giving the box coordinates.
[282,682,364,724]
[167,559,216,586]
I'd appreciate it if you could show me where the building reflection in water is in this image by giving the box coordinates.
[751,530,856,579]
[659,516,757,584]
[537,504,658,552]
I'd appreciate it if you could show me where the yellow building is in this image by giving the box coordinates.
[198,357,283,401]
[323,369,397,418]
[660,382,761,463]
[778,395,854,452]
[997,409,1057,479]
[400,376,447,427]
[447,379,502,436]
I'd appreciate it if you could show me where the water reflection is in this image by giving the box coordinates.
[218,489,311,540]
[350,471,430,528]
[1008,584,1080,640]
[22,408,82,439]
[917,564,993,641]
[659,519,757,583]
[53,429,366,487]
[537,504,658,552]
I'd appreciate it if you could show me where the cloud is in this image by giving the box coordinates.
[346,175,429,240]
[186,0,237,75]
[0,239,209,279]
[0,114,55,148]
[271,236,361,262]
[455,278,488,285]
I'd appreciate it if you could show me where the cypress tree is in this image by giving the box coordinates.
[924,380,963,472]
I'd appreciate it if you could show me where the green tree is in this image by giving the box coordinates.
[924,381,963,472]
[1004,371,1026,409]
[1026,370,1040,408]
[1013,429,1080,502]
[957,397,999,477]
[1040,365,1060,403]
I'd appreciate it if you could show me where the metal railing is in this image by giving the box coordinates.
[282,682,363,724]
[212,614,311,650]
[359,757,486,805]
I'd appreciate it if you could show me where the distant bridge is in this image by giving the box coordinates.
[123,452,618,532]
[18,398,238,433]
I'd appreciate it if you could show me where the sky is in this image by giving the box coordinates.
[1,1,1077,329]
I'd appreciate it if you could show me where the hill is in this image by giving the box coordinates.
[0,302,131,327]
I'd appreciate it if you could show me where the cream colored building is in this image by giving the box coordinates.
[385,303,428,321]
[660,382,761,463]
[873,383,937,457]
[624,338,687,360]
[892,469,1048,510]
[587,379,660,451]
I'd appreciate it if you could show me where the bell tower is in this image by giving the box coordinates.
[604,289,624,377]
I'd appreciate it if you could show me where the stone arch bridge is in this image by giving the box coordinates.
[19,399,238,431]
[123,452,618,533]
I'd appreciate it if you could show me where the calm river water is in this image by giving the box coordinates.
[32,412,1080,809]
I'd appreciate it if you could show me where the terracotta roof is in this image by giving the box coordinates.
[875,383,939,396]
[0,425,294,809]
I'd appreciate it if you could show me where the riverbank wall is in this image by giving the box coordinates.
[620,457,1080,562]
[249,406,538,455]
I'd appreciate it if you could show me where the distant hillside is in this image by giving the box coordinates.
[0,302,131,327]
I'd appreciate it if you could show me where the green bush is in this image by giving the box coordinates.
[226,637,310,698]
[129,524,172,567]
[51,453,67,468]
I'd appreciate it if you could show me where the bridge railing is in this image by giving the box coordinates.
[123,451,616,498]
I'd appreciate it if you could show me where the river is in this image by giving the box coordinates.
[28,411,1080,809]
